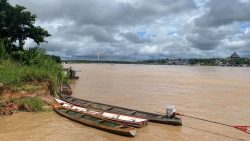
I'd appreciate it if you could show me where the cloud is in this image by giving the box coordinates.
[8,0,250,59]
[10,0,196,26]
[184,21,239,50]
[183,0,250,55]
[121,32,151,43]
[195,0,250,27]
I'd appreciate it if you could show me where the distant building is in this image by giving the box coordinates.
[215,59,223,66]
[230,52,240,59]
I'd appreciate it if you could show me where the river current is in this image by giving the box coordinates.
[0,64,249,141]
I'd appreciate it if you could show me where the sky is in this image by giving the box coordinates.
[9,0,250,60]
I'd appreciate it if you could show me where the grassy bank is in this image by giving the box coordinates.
[0,96,47,115]
[0,1,64,115]
[0,58,63,115]
[18,97,45,112]
[0,48,64,115]
[0,59,62,94]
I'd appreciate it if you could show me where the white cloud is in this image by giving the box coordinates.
[139,45,159,55]
[8,0,250,59]
[222,39,247,48]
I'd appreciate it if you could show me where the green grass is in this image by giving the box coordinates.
[0,101,3,109]
[12,84,43,93]
[0,59,63,94]
[18,97,45,112]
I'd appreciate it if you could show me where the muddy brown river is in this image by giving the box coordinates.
[1,64,250,141]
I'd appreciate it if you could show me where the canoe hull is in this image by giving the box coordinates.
[150,118,182,125]
[53,104,136,137]
[59,94,182,126]
[54,98,148,128]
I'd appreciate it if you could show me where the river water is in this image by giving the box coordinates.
[0,64,250,141]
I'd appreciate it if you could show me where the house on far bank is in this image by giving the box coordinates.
[225,52,245,66]
[230,52,240,59]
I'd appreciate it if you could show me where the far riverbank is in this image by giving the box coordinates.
[63,57,250,67]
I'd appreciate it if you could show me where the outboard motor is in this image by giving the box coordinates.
[166,105,176,118]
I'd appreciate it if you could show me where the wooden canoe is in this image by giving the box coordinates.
[54,98,148,128]
[59,94,182,126]
[52,104,137,137]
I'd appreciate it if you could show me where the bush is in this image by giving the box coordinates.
[0,59,63,94]
[0,46,66,95]
[18,97,44,112]
[0,39,5,58]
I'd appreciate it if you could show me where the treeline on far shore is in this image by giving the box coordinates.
[63,57,250,67]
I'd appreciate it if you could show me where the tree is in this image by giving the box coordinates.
[0,39,5,58]
[0,0,50,52]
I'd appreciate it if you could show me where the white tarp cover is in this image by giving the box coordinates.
[54,98,147,123]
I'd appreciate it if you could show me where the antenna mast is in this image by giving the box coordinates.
[97,48,100,63]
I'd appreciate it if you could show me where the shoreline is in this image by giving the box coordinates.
[0,81,54,116]
[63,62,250,68]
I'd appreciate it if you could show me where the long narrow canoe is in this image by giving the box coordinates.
[52,104,137,137]
[59,94,182,126]
[54,98,148,128]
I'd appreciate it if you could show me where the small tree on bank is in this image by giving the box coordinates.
[0,39,5,58]
[0,0,50,53]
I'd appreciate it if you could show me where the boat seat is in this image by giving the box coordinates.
[157,115,164,119]
[95,119,104,124]
[106,107,113,111]
[115,125,124,128]
[72,114,82,119]
[83,103,92,107]
[130,111,137,115]
[126,111,137,115]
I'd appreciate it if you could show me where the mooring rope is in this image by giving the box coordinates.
[182,114,231,127]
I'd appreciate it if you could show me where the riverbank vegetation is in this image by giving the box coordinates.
[18,97,45,112]
[0,0,63,115]
[0,45,62,90]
